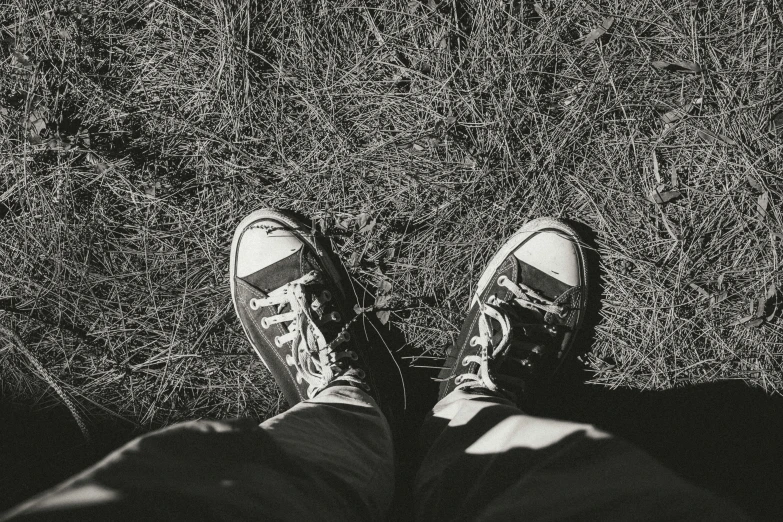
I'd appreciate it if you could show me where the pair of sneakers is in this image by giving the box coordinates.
[230,209,589,409]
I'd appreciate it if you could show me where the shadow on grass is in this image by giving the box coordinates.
[0,396,138,513]
[2,218,780,521]
[539,377,783,522]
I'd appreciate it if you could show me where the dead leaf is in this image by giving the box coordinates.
[648,185,683,205]
[144,182,161,197]
[697,128,736,146]
[651,60,703,74]
[583,17,614,45]
[337,218,353,231]
[728,315,755,327]
[652,151,660,183]
[79,129,91,147]
[746,174,764,192]
[660,103,693,124]
[358,217,377,235]
[709,291,728,307]
[651,101,672,112]
[312,216,328,235]
[747,317,765,328]
[689,282,710,298]
[583,27,605,46]
[757,192,769,220]
[432,120,445,139]
[765,284,780,321]
[377,278,392,294]
[29,116,46,134]
[374,294,391,325]
[12,51,31,66]
[372,268,393,324]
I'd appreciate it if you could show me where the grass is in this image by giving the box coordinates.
[1,0,782,437]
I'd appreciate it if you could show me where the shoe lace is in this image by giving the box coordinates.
[249,271,365,399]
[455,275,566,393]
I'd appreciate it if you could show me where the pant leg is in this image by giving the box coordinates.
[1,386,394,522]
[413,389,749,522]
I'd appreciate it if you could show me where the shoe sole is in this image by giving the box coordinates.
[229,209,348,374]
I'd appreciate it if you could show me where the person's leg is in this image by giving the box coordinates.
[2,209,396,521]
[2,386,393,522]
[416,218,748,521]
[413,389,748,521]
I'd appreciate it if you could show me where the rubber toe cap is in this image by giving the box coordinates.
[513,230,581,287]
[236,219,303,278]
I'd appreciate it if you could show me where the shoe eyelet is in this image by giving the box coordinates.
[274,336,284,348]
[321,290,332,302]
[286,354,295,365]
[349,350,358,361]
[461,358,471,366]
[250,298,261,310]
[497,275,509,286]
[469,336,479,346]
[260,317,270,329]
[330,311,341,322]
[341,331,351,342]
[295,372,303,384]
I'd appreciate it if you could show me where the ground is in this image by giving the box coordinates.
[1,0,781,446]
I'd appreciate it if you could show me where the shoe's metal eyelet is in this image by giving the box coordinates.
[349,350,358,361]
[330,311,341,322]
[249,298,261,310]
[260,317,271,329]
[469,336,479,346]
[295,372,303,384]
[341,331,351,342]
[286,354,295,365]
[274,336,284,348]
[461,358,471,366]
[497,275,509,286]
[321,290,332,302]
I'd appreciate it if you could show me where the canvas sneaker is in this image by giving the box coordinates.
[230,209,373,406]
[438,218,589,402]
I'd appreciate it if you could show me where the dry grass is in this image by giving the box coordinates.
[1,0,782,432]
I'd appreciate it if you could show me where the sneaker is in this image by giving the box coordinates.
[438,218,589,401]
[230,209,372,406]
